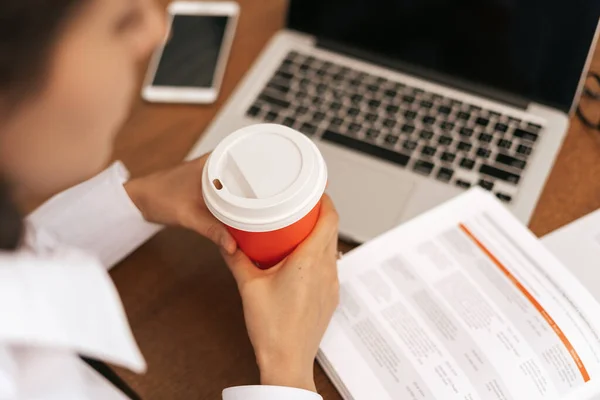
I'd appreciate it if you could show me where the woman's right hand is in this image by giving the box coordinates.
[221,195,340,392]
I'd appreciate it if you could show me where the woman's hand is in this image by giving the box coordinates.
[124,155,237,254]
[222,195,340,392]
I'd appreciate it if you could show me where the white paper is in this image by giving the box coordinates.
[542,209,600,305]
[319,189,600,400]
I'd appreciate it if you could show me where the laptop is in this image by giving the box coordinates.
[187,0,600,244]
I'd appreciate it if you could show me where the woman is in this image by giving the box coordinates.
[0,0,340,399]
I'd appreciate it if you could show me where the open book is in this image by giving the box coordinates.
[319,189,600,400]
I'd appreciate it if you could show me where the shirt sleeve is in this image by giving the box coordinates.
[222,386,323,400]
[27,162,162,269]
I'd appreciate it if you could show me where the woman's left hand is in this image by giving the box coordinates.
[124,154,237,254]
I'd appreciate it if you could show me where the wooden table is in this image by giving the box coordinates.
[110,1,600,398]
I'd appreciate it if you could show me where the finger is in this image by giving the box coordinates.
[290,195,339,259]
[221,248,261,285]
[187,210,237,255]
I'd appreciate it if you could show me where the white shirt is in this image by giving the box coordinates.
[0,162,322,400]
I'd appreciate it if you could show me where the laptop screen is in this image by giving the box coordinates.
[288,0,599,112]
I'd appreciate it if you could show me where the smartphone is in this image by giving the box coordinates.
[142,1,239,104]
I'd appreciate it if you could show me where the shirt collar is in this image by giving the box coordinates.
[0,228,146,373]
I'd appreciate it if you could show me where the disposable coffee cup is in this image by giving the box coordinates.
[202,123,328,268]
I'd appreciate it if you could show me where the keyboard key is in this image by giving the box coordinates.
[513,128,538,142]
[528,122,542,131]
[322,129,410,167]
[441,151,456,163]
[516,144,533,156]
[351,94,363,103]
[296,91,308,100]
[496,192,513,203]
[420,130,434,140]
[403,140,418,151]
[413,160,434,176]
[449,99,463,108]
[457,111,470,121]
[422,115,436,125]
[475,117,489,127]
[402,95,415,104]
[247,104,261,117]
[367,84,378,92]
[296,105,309,115]
[455,179,472,189]
[385,134,398,145]
[422,146,437,156]
[368,99,381,108]
[438,105,452,115]
[312,112,326,122]
[315,83,328,93]
[402,124,416,134]
[437,167,454,182]
[460,158,475,170]
[440,121,455,131]
[478,133,493,143]
[383,118,396,129]
[365,113,378,123]
[386,104,400,114]
[275,70,294,81]
[349,123,362,134]
[282,117,296,127]
[459,127,474,137]
[299,63,310,71]
[265,111,278,122]
[469,105,482,112]
[476,147,492,159]
[348,107,360,117]
[496,153,527,170]
[497,139,512,149]
[330,102,342,112]
[259,93,291,109]
[494,122,509,133]
[366,128,380,140]
[439,136,453,146]
[316,69,327,77]
[420,100,434,109]
[404,110,417,120]
[457,141,472,152]
[480,164,520,184]
[508,116,522,124]
[331,117,344,126]
[478,180,494,191]
[384,89,397,98]
[300,122,317,135]
[312,97,325,106]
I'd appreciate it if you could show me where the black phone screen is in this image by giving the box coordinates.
[152,14,229,88]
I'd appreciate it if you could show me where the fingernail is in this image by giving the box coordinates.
[221,237,236,255]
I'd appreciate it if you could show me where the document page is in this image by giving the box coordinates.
[542,209,600,305]
[320,189,600,400]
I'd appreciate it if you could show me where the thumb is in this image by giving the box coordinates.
[188,211,237,255]
[221,248,259,285]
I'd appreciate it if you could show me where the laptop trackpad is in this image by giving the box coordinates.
[324,156,414,243]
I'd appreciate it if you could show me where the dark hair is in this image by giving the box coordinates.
[0,0,85,250]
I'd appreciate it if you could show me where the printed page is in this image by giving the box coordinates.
[320,189,600,400]
[542,209,600,305]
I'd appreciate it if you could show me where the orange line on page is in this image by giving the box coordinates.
[458,223,590,383]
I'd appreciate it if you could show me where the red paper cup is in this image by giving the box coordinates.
[202,124,328,268]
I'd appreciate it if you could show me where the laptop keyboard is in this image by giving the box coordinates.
[245,51,544,203]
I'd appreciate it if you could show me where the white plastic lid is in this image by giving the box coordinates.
[202,124,328,232]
